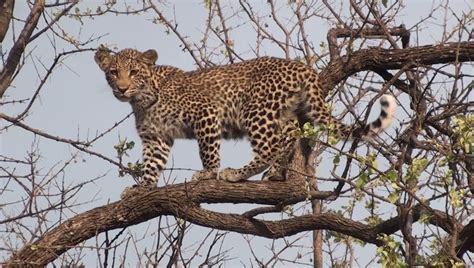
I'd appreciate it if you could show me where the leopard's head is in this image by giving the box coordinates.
[95,47,158,102]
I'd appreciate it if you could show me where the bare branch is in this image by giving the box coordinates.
[0,0,44,98]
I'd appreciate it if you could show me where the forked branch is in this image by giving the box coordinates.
[320,41,474,93]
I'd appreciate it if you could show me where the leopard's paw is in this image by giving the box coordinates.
[219,168,247,182]
[191,170,218,181]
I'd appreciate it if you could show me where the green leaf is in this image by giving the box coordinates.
[327,134,338,145]
[387,192,399,204]
[204,0,212,10]
[356,172,368,189]
[391,182,400,190]
[405,158,428,185]
[419,211,431,224]
[452,115,473,154]
[449,189,465,208]
[385,169,398,182]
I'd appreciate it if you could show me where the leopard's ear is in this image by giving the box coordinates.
[95,46,113,71]
[142,49,158,65]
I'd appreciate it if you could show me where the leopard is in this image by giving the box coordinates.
[94,47,396,187]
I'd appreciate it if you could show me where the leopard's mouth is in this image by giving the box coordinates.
[113,90,133,102]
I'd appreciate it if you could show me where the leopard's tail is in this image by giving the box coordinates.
[350,94,397,139]
[302,92,397,140]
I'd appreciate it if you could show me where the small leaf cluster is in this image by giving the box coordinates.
[114,139,144,179]
[376,234,405,268]
[452,115,473,154]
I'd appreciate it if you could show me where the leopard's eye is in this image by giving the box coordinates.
[130,69,139,77]
[109,69,118,77]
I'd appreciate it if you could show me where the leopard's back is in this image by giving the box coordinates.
[95,48,396,185]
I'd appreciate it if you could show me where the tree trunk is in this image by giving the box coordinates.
[286,137,323,267]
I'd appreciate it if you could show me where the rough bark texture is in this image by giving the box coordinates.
[457,220,474,258]
[6,178,469,266]
[286,138,323,268]
[0,0,14,42]
[319,41,474,93]
[312,199,323,268]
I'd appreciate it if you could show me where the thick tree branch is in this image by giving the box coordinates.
[0,0,44,98]
[7,179,469,266]
[327,26,410,60]
[457,220,474,258]
[320,41,474,93]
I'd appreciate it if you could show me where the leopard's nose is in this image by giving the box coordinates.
[117,84,129,93]
[116,81,129,93]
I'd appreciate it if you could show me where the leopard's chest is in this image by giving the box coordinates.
[134,102,194,140]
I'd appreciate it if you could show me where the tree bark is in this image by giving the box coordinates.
[6,179,467,266]
[319,41,474,94]
[0,0,14,42]
[312,199,323,268]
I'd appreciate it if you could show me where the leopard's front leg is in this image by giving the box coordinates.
[141,136,172,185]
[121,136,172,199]
[191,116,221,181]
